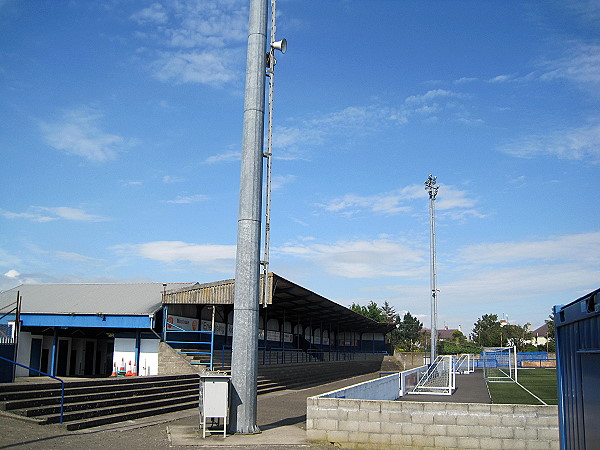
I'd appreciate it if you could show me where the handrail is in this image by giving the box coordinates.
[0,355,65,424]
[165,327,215,370]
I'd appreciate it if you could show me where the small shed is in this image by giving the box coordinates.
[554,287,600,450]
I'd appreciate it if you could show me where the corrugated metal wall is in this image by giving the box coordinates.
[554,288,600,450]
[162,275,273,305]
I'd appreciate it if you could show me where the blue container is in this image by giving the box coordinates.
[554,288,600,450]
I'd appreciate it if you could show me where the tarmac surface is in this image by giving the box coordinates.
[0,372,379,449]
[0,370,490,449]
[397,369,491,403]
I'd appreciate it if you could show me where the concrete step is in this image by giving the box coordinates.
[36,393,198,425]
[0,374,201,430]
[0,373,198,393]
[64,399,199,431]
[11,386,196,417]
[0,376,198,403]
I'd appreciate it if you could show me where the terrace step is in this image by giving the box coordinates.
[0,374,200,430]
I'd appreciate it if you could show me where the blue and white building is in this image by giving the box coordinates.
[0,274,391,380]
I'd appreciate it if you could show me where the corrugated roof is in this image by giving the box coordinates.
[164,273,394,334]
[0,283,197,315]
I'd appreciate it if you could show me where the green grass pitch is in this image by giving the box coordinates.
[487,368,558,405]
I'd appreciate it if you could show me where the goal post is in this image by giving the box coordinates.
[482,346,518,383]
[454,353,475,374]
[409,355,456,395]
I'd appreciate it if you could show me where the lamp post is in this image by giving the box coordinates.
[425,174,439,364]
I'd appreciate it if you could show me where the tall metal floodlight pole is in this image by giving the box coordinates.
[425,174,439,364]
[230,0,269,434]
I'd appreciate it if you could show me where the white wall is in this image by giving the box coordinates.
[114,337,136,374]
[15,331,32,377]
[114,337,159,376]
[140,339,159,376]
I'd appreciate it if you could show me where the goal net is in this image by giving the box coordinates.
[454,353,475,374]
[410,355,455,395]
[482,346,518,383]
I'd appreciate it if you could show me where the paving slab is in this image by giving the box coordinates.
[167,423,310,447]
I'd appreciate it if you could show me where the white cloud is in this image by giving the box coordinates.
[566,1,600,23]
[122,180,143,186]
[321,192,413,216]
[41,207,109,222]
[278,232,599,329]
[1,210,55,222]
[320,183,479,217]
[454,77,479,84]
[436,185,478,211]
[165,194,209,204]
[457,232,600,266]
[271,174,296,191]
[112,241,236,273]
[487,74,514,83]
[404,89,464,105]
[40,107,134,162]
[273,91,476,154]
[541,43,600,87]
[500,122,600,164]
[2,206,109,222]
[4,269,19,278]
[441,263,598,309]
[162,175,185,183]
[131,0,248,87]
[278,238,427,279]
[205,150,240,164]
[53,251,99,262]
[152,49,240,86]
[130,2,168,25]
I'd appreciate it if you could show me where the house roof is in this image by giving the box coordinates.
[0,282,197,316]
[532,323,549,336]
[421,328,460,339]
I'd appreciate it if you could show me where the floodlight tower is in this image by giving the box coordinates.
[230,0,286,434]
[425,174,439,364]
[230,0,268,435]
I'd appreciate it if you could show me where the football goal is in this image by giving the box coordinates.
[454,353,475,374]
[482,346,518,383]
[410,355,456,395]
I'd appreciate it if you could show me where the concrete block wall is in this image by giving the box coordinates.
[392,352,427,371]
[258,359,382,385]
[307,397,559,449]
[158,342,204,375]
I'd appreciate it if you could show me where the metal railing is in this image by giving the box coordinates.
[0,355,65,424]
[215,346,387,368]
[165,323,215,370]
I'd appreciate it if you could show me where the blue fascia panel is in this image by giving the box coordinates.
[19,314,152,329]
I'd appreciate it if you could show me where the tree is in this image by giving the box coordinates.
[472,314,502,347]
[502,324,532,352]
[543,314,556,352]
[451,329,467,344]
[546,314,555,342]
[350,301,385,322]
[397,312,423,352]
[381,301,397,324]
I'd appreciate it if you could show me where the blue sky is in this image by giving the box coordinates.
[1,1,599,333]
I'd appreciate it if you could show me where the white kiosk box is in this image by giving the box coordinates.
[199,373,231,438]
